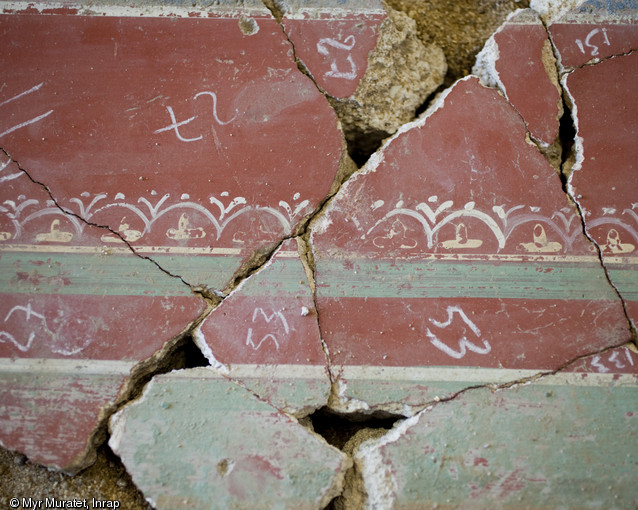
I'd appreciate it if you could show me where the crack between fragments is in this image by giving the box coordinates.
[0,147,206,298]
[564,47,637,73]
[418,338,636,417]
[260,1,333,101]
[209,188,348,401]
[64,302,214,474]
[566,189,637,343]
[540,27,638,344]
[335,338,637,509]
[344,337,638,461]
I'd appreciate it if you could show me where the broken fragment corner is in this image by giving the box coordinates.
[109,368,349,510]
[328,5,447,163]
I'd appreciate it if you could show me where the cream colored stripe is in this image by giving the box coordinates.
[0,1,386,18]
[0,358,135,376]
[0,359,635,387]
[0,1,269,18]
[0,243,242,255]
[0,243,616,263]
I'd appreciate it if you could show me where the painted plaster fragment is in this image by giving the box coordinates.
[109,369,349,510]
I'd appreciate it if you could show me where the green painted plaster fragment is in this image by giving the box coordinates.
[363,377,638,509]
[109,368,348,510]
[317,258,619,300]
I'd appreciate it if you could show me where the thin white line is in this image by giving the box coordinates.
[0,110,54,139]
[0,244,242,255]
[205,364,638,387]
[0,360,635,387]
[0,1,271,18]
[339,365,540,382]
[0,357,135,375]
[337,366,638,387]
[0,243,619,263]
[0,83,44,108]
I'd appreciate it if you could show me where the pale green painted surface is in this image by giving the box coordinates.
[343,377,477,410]
[316,258,619,300]
[232,376,330,414]
[608,265,638,300]
[4,250,634,302]
[0,251,307,296]
[0,251,196,296]
[110,369,346,510]
[377,382,638,509]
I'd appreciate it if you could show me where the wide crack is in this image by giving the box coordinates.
[260,1,451,168]
[305,408,406,510]
[4,4,637,507]
[544,38,638,344]
[78,317,213,475]
[300,335,635,509]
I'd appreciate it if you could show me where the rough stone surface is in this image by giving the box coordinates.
[331,428,386,510]
[386,0,531,86]
[328,7,447,162]
[277,1,447,163]
[0,445,151,510]
[109,368,350,510]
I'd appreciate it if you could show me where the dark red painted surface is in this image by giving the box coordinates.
[313,77,629,371]
[0,5,343,470]
[198,239,325,366]
[549,22,638,68]
[316,296,626,369]
[491,10,562,145]
[563,50,638,328]
[0,12,342,279]
[282,12,386,98]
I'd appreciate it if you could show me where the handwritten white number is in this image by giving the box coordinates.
[316,36,357,80]
[425,306,491,359]
[245,308,289,351]
[154,90,238,142]
[0,304,47,352]
[592,348,635,373]
[591,355,610,373]
[575,28,610,57]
